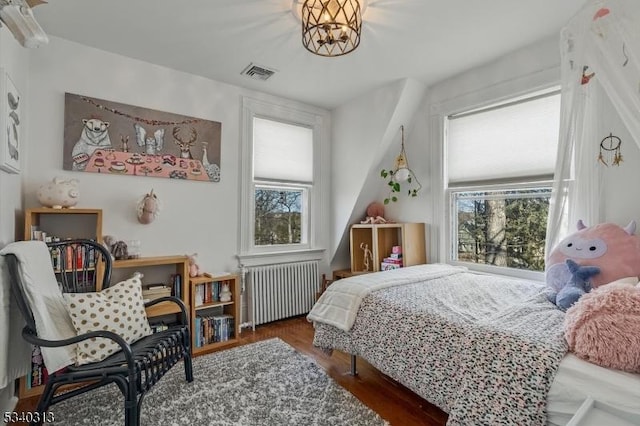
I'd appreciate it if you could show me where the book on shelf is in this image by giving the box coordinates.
[195,281,222,307]
[194,313,234,347]
[171,274,182,299]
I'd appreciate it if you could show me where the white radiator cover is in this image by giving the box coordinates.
[249,261,319,329]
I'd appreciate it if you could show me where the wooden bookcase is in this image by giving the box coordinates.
[19,208,191,398]
[350,222,426,274]
[24,207,103,243]
[189,273,240,356]
[113,255,190,318]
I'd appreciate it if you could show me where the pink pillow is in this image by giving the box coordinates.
[564,283,640,373]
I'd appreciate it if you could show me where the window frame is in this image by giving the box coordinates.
[446,180,553,281]
[438,83,561,281]
[239,97,329,267]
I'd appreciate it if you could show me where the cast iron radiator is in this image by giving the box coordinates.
[249,261,320,329]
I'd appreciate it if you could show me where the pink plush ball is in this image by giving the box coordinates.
[564,283,640,373]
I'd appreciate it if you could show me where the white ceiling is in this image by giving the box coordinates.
[31,0,589,109]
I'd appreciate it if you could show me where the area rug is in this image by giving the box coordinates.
[50,338,388,425]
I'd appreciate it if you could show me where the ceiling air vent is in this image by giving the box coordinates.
[241,63,277,81]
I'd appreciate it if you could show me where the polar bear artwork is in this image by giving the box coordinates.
[71,118,113,170]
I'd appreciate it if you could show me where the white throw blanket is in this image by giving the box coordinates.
[307,264,467,331]
[0,241,77,374]
[0,255,31,389]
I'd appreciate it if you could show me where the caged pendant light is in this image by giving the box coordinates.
[301,0,362,57]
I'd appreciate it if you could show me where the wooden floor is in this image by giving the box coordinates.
[15,316,448,426]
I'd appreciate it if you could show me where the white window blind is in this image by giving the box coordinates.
[447,92,561,183]
[253,117,313,183]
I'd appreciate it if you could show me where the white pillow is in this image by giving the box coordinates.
[64,277,152,365]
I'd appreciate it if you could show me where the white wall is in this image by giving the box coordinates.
[330,78,426,268]
[0,24,30,421]
[26,36,329,275]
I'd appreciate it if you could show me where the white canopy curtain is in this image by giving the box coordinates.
[546,0,640,257]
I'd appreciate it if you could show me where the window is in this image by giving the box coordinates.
[240,97,328,263]
[252,117,312,248]
[446,89,560,276]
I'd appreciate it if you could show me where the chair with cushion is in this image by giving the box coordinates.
[3,239,193,426]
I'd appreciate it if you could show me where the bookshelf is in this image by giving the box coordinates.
[19,208,191,398]
[113,255,190,317]
[189,273,240,356]
[21,208,104,398]
[350,222,426,274]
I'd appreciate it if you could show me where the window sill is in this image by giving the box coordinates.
[449,261,545,282]
[237,248,325,267]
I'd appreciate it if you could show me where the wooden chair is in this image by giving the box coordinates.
[6,239,193,426]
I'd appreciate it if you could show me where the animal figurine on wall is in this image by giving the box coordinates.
[546,220,640,309]
[71,118,113,171]
[134,123,165,155]
[136,189,160,224]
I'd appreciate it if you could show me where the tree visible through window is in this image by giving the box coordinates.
[254,188,303,246]
[453,188,550,271]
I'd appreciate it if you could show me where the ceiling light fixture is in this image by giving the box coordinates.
[301,0,362,57]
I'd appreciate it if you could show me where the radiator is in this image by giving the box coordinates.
[249,261,319,329]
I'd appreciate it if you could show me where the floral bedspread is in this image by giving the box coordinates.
[312,272,568,426]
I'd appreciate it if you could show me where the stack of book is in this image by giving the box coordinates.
[381,245,403,270]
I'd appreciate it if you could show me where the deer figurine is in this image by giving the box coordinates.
[173,126,197,159]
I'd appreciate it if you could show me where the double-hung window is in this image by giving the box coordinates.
[240,97,328,264]
[445,89,560,277]
[252,117,312,247]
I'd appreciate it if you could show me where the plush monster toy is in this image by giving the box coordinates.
[546,220,640,310]
[548,259,599,311]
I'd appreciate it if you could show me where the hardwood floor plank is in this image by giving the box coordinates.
[13,316,447,426]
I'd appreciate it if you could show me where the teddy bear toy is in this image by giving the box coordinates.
[188,253,201,277]
[546,220,640,310]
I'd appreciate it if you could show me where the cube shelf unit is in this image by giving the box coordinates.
[350,222,426,274]
[189,273,240,356]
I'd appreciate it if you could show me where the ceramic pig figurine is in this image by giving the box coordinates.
[36,176,80,208]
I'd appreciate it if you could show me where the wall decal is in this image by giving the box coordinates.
[0,69,21,174]
[63,93,222,182]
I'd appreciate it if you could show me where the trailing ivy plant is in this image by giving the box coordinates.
[380,168,421,204]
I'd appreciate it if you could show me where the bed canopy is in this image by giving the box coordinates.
[546,0,640,256]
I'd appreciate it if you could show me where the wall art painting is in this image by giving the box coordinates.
[0,69,21,174]
[63,93,222,182]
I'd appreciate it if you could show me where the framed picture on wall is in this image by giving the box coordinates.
[63,93,222,182]
[0,68,21,174]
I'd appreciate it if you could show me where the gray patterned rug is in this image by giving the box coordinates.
[50,338,388,425]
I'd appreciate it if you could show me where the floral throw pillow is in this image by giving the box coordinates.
[64,277,152,365]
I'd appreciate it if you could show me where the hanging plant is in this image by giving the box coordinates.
[380,125,422,204]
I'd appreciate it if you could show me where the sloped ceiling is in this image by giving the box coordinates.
[31,0,588,109]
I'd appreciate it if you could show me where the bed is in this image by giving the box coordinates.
[307,264,640,426]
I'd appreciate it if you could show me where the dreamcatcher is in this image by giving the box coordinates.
[597,133,623,166]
